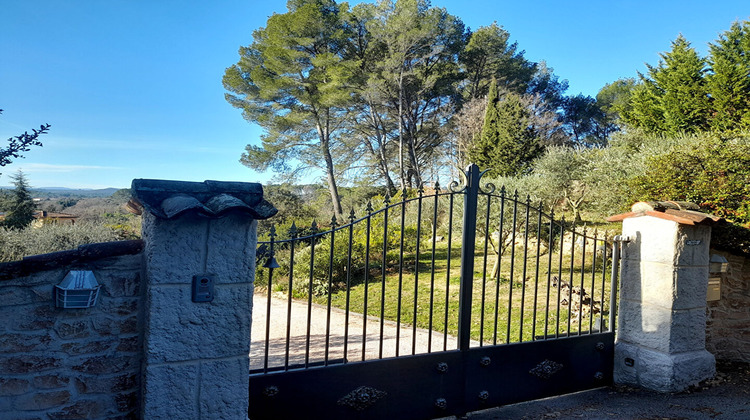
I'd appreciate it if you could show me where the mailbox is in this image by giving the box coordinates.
[707,254,729,302]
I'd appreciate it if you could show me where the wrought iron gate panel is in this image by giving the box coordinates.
[249,164,619,420]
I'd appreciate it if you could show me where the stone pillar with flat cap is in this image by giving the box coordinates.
[607,201,721,392]
[131,179,276,419]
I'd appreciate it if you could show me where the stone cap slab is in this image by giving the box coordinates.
[607,201,722,226]
[129,179,277,220]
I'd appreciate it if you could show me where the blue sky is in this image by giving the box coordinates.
[1,0,747,189]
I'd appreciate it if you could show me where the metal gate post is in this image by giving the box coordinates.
[458,164,480,351]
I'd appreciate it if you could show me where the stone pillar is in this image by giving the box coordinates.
[611,203,718,392]
[132,179,276,419]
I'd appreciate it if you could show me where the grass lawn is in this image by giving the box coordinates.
[263,237,615,345]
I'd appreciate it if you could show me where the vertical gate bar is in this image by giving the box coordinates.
[444,192,455,351]
[458,164,479,352]
[412,187,424,355]
[578,226,586,335]
[428,184,440,353]
[396,189,407,357]
[600,235,608,333]
[263,225,276,373]
[493,187,506,345]
[567,223,575,337]
[589,230,598,334]
[544,209,554,340]
[344,210,356,362]
[362,202,373,361]
[305,221,318,367]
[609,238,621,332]
[324,217,337,366]
[284,224,298,370]
[519,195,530,342]
[379,195,390,359]
[480,193,492,346]
[532,203,542,341]
[556,216,565,338]
[506,191,518,344]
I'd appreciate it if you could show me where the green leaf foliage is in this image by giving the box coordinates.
[707,20,750,133]
[470,80,542,177]
[624,36,711,135]
[629,134,750,225]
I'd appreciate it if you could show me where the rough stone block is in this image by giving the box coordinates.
[61,339,113,356]
[145,284,252,363]
[91,316,138,336]
[672,266,710,310]
[47,399,105,420]
[198,357,249,418]
[620,260,674,308]
[622,218,678,265]
[617,299,672,352]
[116,335,141,353]
[33,374,70,390]
[0,356,62,374]
[675,225,711,267]
[142,363,199,419]
[205,216,257,284]
[616,336,715,392]
[669,308,707,353]
[72,355,136,375]
[54,320,91,340]
[0,286,35,306]
[0,332,53,352]
[99,271,142,298]
[0,377,30,396]
[143,213,208,285]
[15,390,71,410]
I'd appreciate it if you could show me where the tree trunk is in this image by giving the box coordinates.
[366,104,396,194]
[398,69,407,189]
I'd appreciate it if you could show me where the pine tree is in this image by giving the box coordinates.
[2,171,36,230]
[707,20,750,133]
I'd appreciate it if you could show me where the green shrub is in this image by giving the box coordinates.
[0,222,120,263]
[629,135,750,225]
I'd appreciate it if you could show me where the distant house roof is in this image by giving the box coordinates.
[129,179,277,220]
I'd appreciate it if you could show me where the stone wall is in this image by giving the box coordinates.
[706,250,750,362]
[0,240,143,419]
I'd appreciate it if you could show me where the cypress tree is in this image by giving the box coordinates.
[707,20,750,133]
[469,79,541,176]
[2,171,36,230]
[470,78,501,170]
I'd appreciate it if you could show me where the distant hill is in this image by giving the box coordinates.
[0,186,123,198]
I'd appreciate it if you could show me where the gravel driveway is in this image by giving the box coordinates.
[249,293,465,370]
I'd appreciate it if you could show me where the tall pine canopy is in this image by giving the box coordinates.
[624,36,710,135]
[708,20,750,133]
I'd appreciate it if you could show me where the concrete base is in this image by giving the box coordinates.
[615,341,716,392]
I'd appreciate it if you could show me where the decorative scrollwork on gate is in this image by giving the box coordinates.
[337,386,387,411]
[449,166,469,193]
[263,385,279,398]
[529,360,564,379]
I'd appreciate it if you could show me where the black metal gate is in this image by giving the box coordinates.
[249,164,618,420]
